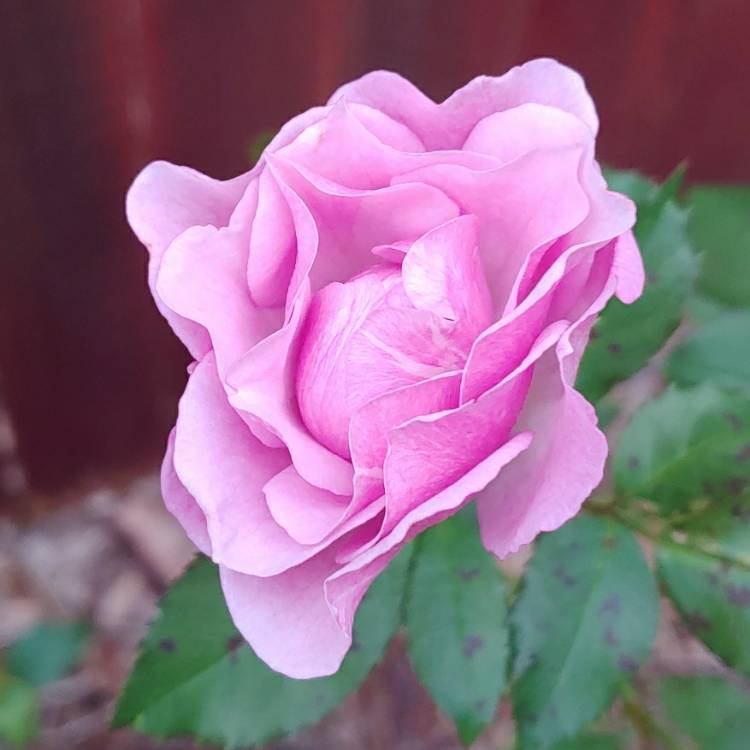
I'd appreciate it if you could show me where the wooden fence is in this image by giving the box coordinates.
[1,0,747,494]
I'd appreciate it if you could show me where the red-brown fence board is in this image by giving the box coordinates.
[1,0,748,495]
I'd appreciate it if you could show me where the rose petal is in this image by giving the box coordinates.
[161,429,211,555]
[463,103,593,162]
[156,219,282,381]
[381,322,565,533]
[401,214,492,336]
[220,546,351,679]
[126,161,249,357]
[476,275,617,558]
[247,168,296,308]
[325,431,532,634]
[329,58,598,150]
[392,146,589,311]
[264,465,350,546]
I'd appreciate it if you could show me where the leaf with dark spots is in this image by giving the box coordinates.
[683,610,711,632]
[405,505,509,746]
[658,543,750,677]
[158,639,176,653]
[726,413,743,431]
[458,567,480,582]
[617,654,638,674]
[604,628,619,648]
[114,550,412,746]
[725,584,750,607]
[511,516,658,748]
[665,310,750,393]
[660,675,750,749]
[576,171,698,402]
[553,564,576,588]
[615,384,750,512]
[462,635,484,659]
[598,595,621,618]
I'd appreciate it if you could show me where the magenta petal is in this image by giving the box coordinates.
[220,547,351,679]
[161,429,211,555]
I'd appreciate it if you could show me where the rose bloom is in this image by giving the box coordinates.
[128,59,643,678]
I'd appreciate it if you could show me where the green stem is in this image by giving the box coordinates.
[587,502,750,573]
[621,683,682,750]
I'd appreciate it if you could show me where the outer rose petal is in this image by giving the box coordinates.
[220,546,352,679]
[325,432,533,633]
[174,353,381,577]
[156,215,281,381]
[476,276,617,558]
[126,162,249,357]
[329,58,597,150]
[392,146,589,310]
[161,429,211,555]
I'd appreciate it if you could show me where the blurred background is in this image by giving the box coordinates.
[0,1,748,748]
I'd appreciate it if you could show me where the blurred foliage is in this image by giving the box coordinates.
[0,620,88,747]
[117,166,750,749]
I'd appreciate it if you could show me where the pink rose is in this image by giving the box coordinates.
[127,59,643,678]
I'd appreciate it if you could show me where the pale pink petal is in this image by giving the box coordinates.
[278,103,494,191]
[295,264,486,460]
[161,429,211,555]
[156,219,281,381]
[461,186,635,402]
[401,215,492,335]
[382,324,564,533]
[349,371,461,478]
[325,432,533,634]
[463,103,593,162]
[612,229,645,303]
[269,154,460,296]
[228,283,356,497]
[176,353,385,577]
[264,465,349,546]
[220,547,351,679]
[392,146,589,311]
[329,59,597,150]
[476,276,617,558]
[247,168,296,308]
[126,161,249,357]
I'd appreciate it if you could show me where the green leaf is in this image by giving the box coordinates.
[248,130,275,165]
[576,175,698,402]
[614,384,750,512]
[549,732,624,750]
[511,515,658,749]
[115,550,411,747]
[657,543,750,678]
[6,621,89,687]
[660,675,750,749]
[689,185,750,307]
[405,505,509,745]
[0,676,38,747]
[665,310,750,392]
